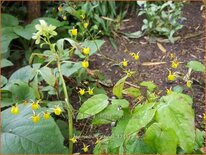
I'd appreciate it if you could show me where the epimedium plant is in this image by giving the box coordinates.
[126,1,186,43]
[1,19,105,154]
[76,53,205,153]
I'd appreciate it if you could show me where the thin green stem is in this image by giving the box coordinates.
[57,58,73,154]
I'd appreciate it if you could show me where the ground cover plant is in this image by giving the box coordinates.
[1,1,205,154]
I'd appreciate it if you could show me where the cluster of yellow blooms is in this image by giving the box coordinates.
[121,51,140,68]
[10,100,62,123]
[79,87,94,96]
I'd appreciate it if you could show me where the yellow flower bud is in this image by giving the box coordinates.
[70,137,77,143]
[43,112,50,120]
[87,87,94,95]
[54,107,62,115]
[32,102,39,110]
[82,47,90,55]
[58,6,63,12]
[80,14,85,19]
[82,144,89,153]
[186,80,192,88]
[82,60,89,68]
[171,60,179,69]
[122,59,128,67]
[167,70,175,81]
[95,138,101,145]
[62,16,67,21]
[70,28,77,36]
[11,105,19,114]
[166,88,172,95]
[79,88,85,95]
[32,114,40,123]
[83,22,89,29]
[133,53,139,60]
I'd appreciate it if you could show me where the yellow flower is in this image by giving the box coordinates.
[83,22,89,29]
[87,87,94,95]
[166,88,172,95]
[80,14,85,19]
[11,105,19,114]
[170,53,176,59]
[62,16,67,21]
[129,52,135,56]
[31,101,39,110]
[58,6,63,12]
[167,70,175,81]
[70,137,77,143]
[83,81,89,85]
[171,60,179,69]
[70,28,77,36]
[32,114,40,123]
[204,114,206,122]
[186,80,192,88]
[79,88,85,95]
[82,60,89,68]
[82,143,89,153]
[122,59,128,67]
[43,112,50,120]
[54,107,62,115]
[133,53,139,60]
[95,138,101,145]
[82,47,90,55]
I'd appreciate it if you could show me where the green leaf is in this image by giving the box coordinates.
[111,99,129,108]
[125,137,155,154]
[61,61,81,77]
[39,67,56,86]
[112,76,127,99]
[124,31,143,39]
[10,81,36,102]
[75,40,105,58]
[13,24,36,40]
[1,90,13,107]
[155,93,195,153]
[140,81,157,92]
[124,102,156,135]
[173,85,184,93]
[1,59,13,68]
[92,104,123,125]
[1,75,8,88]
[194,129,204,150]
[144,123,178,154]
[9,64,40,83]
[77,94,109,120]
[93,138,109,154]
[123,87,141,97]
[2,104,68,154]
[186,60,205,73]
[2,14,19,27]
[2,27,19,55]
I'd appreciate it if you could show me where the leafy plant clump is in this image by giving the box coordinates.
[137,1,185,43]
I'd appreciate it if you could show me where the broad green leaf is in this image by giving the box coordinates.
[9,64,40,83]
[187,61,205,73]
[61,61,81,77]
[140,81,157,92]
[75,40,105,58]
[1,75,7,88]
[92,99,129,125]
[39,67,56,86]
[173,85,184,93]
[1,90,13,107]
[11,81,36,102]
[77,94,109,120]
[2,27,19,55]
[111,99,129,108]
[125,137,155,154]
[2,104,68,154]
[2,14,19,27]
[144,123,178,154]
[93,138,109,154]
[1,59,13,68]
[124,31,143,39]
[124,102,156,135]
[108,115,131,149]
[112,76,127,98]
[155,93,195,153]
[57,38,79,52]
[123,87,141,97]
[13,24,36,40]
[194,129,204,150]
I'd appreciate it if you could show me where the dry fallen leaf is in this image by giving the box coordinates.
[157,42,167,53]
